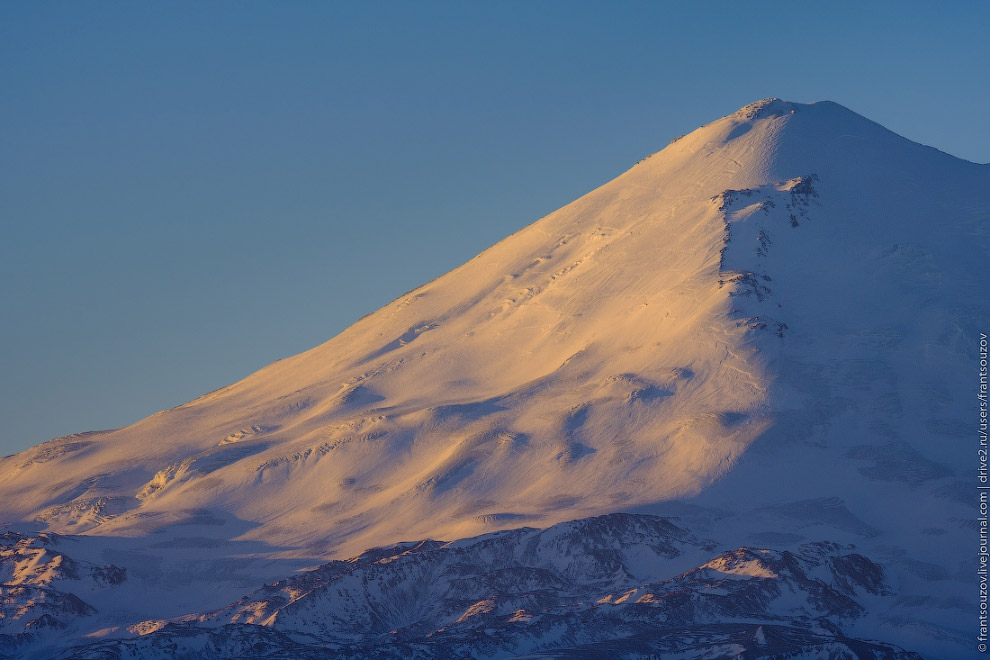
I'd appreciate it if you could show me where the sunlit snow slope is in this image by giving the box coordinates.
[1,99,985,571]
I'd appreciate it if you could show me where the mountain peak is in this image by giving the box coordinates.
[732,97,800,119]
[643,97,982,205]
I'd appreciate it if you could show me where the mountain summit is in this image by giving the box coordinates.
[1,99,985,658]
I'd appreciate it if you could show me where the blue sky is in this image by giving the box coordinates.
[2,1,988,456]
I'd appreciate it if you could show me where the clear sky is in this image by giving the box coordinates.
[2,1,988,456]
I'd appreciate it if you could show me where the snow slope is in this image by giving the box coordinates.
[0,98,987,658]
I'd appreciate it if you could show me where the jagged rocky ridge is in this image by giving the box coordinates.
[45,514,921,659]
[0,531,125,647]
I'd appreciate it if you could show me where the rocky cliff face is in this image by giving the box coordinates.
[44,514,919,659]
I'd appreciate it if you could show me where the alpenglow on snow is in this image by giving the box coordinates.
[0,99,985,660]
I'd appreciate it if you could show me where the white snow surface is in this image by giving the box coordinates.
[0,98,987,658]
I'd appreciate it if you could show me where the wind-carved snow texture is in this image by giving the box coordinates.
[0,98,987,659]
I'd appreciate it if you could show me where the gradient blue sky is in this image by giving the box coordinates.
[2,1,988,456]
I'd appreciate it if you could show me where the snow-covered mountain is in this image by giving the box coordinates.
[1,98,986,659]
[54,514,923,659]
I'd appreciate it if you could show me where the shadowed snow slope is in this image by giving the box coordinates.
[0,99,986,658]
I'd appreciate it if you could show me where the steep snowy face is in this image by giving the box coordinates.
[0,99,985,563]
